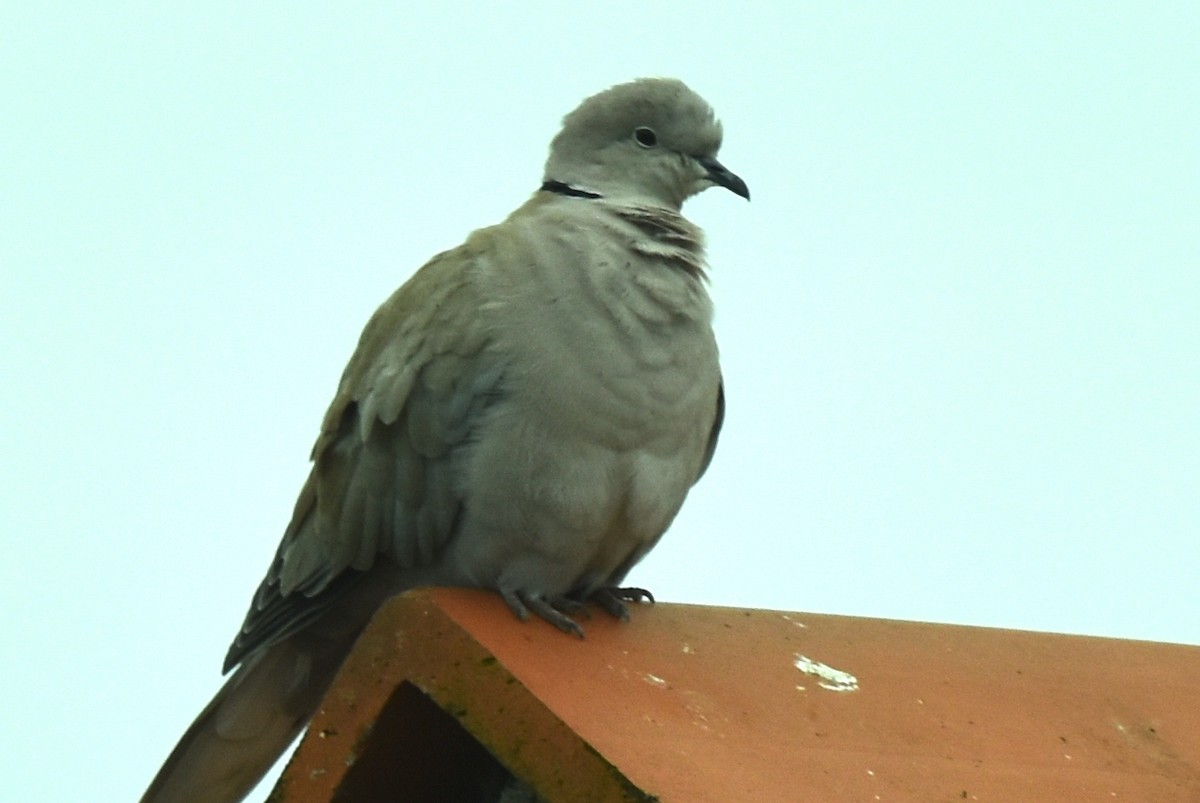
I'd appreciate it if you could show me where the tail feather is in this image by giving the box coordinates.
[140,638,341,803]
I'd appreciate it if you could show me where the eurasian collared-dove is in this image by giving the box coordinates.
[141,77,748,803]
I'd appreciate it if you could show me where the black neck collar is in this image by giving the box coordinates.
[540,180,602,199]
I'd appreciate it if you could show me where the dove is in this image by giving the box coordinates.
[141,76,748,803]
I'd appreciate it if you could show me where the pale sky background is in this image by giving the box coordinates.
[3,3,1198,801]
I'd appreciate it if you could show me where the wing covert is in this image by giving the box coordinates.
[224,249,503,670]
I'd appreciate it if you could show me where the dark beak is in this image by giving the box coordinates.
[697,155,750,200]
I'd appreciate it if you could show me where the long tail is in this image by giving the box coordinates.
[140,636,346,803]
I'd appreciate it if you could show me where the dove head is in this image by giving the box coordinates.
[544,78,749,210]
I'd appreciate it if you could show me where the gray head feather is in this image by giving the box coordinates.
[544,78,747,209]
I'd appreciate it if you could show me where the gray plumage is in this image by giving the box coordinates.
[141,77,747,803]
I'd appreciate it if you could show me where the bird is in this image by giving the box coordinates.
[141,76,748,803]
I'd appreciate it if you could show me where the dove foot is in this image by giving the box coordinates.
[589,586,655,621]
[500,589,588,638]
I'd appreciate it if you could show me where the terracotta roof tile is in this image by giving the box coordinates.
[271,588,1200,801]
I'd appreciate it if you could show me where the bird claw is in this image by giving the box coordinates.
[501,589,586,638]
[589,586,655,621]
[501,586,654,635]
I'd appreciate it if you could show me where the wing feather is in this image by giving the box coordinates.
[224,247,503,671]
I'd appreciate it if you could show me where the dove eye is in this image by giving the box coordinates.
[633,127,658,148]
